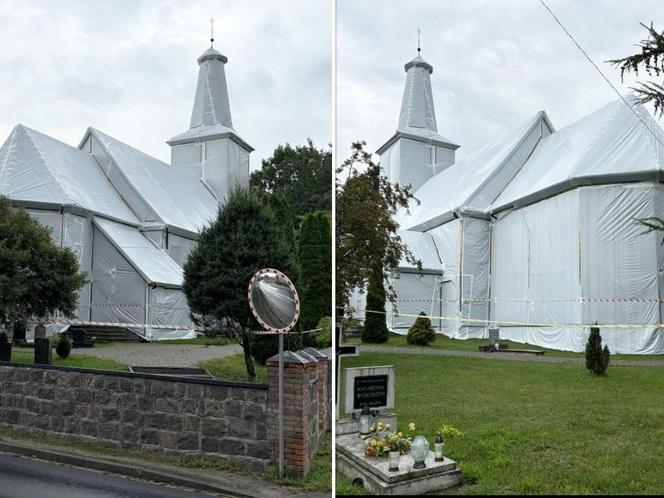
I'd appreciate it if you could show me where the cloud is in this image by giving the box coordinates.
[0,0,331,170]
[337,0,664,164]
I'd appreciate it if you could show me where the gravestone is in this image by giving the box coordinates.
[336,365,397,436]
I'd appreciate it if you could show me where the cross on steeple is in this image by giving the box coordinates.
[417,28,421,55]
[210,17,214,47]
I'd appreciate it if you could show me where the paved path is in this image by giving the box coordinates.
[359,345,664,367]
[0,452,222,498]
[71,343,243,368]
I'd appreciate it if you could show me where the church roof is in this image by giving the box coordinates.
[94,216,183,287]
[398,230,442,272]
[0,124,138,224]
[399,111,551,231]
[492,96,664,211]
[83,128,220,235]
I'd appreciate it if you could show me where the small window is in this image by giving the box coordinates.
[199,142,207,162]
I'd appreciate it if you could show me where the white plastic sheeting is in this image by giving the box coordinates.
[493,96,664,212]
[400,112,549,231]
[491,184,664,354]
[0,125,138,224]
[93,217,183,287]
[87,128,219,234]
[398,230,442,271]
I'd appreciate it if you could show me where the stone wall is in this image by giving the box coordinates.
[0,363,271,472]
[266,348,330,476]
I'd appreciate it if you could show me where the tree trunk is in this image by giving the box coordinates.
[241,329,257,382]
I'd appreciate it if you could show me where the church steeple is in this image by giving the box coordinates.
[376,37,459,193]
[168,38,253,203]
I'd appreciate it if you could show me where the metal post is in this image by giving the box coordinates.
[278,333,284,478]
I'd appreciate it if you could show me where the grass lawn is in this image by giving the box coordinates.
[268,429,332,493]
[198,354,268,384]
[345,334,664,362]
[9,351,127,371]
[338,352,664,495]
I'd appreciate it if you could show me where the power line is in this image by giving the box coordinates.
[538,0,664,150]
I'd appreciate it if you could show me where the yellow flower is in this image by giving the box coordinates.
[408,423,416,432]
[398,431,403,437]
[385,424,391,430]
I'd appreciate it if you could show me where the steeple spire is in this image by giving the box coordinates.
[210,17,214,47]
[417,28,421,55]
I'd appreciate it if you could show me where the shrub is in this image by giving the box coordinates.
[55,333,72,359]
[406,312,437,346]
[313,316,332,348]
[585,325,610,375]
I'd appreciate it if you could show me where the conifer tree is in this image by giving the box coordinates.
[585,325,611,375]
[407,312,437,346]
[297,210,332,333]
[362,262,389,343]
[183,188,296,382]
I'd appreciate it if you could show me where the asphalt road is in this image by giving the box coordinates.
[0,453,222,498]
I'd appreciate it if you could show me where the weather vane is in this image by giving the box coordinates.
[210,17,214,47]
[417,28,421,55]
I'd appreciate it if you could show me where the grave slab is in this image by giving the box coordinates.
[336,433,463,495]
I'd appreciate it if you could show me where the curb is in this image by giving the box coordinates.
[0,440,259,498]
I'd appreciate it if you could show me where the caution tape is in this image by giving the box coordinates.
[29,319,322,335]
[393,297,664,304]
[340,306,664,331]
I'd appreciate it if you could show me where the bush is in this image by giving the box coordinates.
[249,332,303,365]
[55,333,72,359]
[313,316,332,348]
[585,325,610,375]
[406,312,437,346]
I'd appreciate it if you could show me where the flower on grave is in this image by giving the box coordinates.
[438,424,464,440]
[398,431,403,437]
[408,422,416,432]
[385,423,391,430]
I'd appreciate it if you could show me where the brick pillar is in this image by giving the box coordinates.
[266,350,318,476]
[304,347,330,437]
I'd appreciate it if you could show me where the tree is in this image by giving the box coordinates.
[585,325,611,376]
[0,197,87,330]
[336,142,420,338]
[609,22,664,117]
[250,139,332,218]
[297,210,332,333]
[362,261,389,343]
[407,312,437,346]
[182,188,296,382]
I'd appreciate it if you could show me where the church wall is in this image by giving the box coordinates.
[171,142,204,180]
[579,183,664,353]
[90,226,146,325]
[379,140,401,186]
[426,219,461,335]
[167,232,198,268]
[458,217,490,338]
[398,138,439,191]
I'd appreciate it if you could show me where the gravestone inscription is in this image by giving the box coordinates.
[344,365,395,414]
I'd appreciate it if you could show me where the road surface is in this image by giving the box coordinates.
[0,452,223,498]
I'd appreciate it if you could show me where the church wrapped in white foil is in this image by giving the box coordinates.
[0,43,252,340]
[357,50,664,354]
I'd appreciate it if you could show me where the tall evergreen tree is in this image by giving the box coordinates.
[183,188,296,382]
[362,261,389,343]
[297,210,332,332]
[0,197,87,330]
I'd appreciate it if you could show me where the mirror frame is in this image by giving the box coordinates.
[247,268,300,333]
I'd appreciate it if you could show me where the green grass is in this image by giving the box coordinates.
[268,429,332,492]
[345,334,664,361]
[152,337,235,346]
[339,352,664,495]
[198,354,268,384]
[9,351,127,371]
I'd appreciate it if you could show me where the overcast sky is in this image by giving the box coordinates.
[0,0,331,170]
[337,0,664,165]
